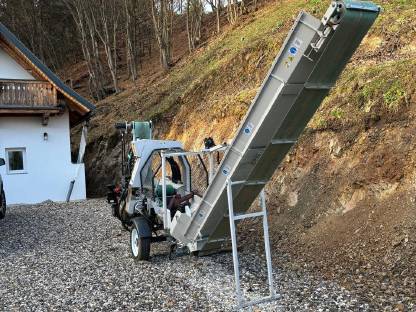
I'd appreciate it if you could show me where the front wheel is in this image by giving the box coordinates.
[0,190,6,220]
[130,217,151,261]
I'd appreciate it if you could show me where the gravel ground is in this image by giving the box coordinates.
[1,199,373,311]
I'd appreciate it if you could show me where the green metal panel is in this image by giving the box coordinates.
[132,121,152,140]
[156,184,175,197]
[344,0,380,12]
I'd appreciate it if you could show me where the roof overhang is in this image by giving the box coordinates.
[0,22,96,127]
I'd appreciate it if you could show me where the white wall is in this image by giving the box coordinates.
[0,112,86,204]
[0,46,35,80]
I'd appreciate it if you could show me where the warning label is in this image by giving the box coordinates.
[293,37,303,48]
[284,37,303,68]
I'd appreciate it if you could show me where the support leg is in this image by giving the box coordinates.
[260,189,276,297]
[227,180,243,307]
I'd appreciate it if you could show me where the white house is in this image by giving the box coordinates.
[0,22,95,205]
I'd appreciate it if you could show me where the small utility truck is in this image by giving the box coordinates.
[107,0,379,261]
[107,2,379,306]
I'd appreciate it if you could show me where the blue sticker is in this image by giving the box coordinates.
[222,165,231,176]
[243,122,254,136]
[289,47,297,55]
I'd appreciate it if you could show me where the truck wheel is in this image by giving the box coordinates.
[130,217,151,261]
[0,190,6,220]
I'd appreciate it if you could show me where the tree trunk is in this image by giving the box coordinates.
[125,0,138,81]
[186,0,203,52]
[150,0,173,70]
[227,0,239,25]
[65,0,106,100]
[94,0,120,93]
[216,0,221,33]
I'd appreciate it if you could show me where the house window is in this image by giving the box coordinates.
[6,148,27,174]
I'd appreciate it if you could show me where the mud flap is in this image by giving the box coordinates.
[131,217,152,239]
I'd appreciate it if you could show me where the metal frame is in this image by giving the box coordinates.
[161,155,170,229]
[226,179,277,310]
[160,146,228,231]
[162,145,228,182]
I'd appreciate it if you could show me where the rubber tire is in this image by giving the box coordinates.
[130,217,151,261]
[0,190,6,220]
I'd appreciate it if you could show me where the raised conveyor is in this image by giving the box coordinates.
[171,0,380,253]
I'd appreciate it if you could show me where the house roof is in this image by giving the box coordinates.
[0,22,96,126]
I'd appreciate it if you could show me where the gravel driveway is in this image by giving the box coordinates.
[0,199,371,311]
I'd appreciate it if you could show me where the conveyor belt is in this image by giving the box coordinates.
[171,0,380,253]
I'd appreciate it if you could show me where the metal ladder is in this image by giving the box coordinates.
[226,179,277,310]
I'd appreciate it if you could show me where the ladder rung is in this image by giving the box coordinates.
[230,146,244,157]
[304,83,333,90]
[270,73,285,83]
[270,139,297,145]
[299,18,320,32]
[233,211,265,221]
[230,180,267,186]
[248,146,267,151]
[239,295,279,309]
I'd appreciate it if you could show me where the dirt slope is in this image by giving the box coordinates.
[77,0,416,308]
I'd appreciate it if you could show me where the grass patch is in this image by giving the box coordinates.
[310,58,415,130]
[92,0,416,141]
[331,108,344,119]
[132,0,331,122]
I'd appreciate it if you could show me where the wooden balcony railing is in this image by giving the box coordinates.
[0,80,57,109]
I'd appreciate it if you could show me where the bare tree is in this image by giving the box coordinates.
[227,0,238,25]
[93,0,121,93]
[215,0,221,33]
[65,0,122,96]
[64,0,106,100]
[186,0,203,51]
[227,0,245,25]
[150,0,174,69]
[137,3,154,60]
[206,0,221,33]
[124,0,138,80]
[0,0,76,70]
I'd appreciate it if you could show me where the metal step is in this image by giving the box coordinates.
[226,185,277,309]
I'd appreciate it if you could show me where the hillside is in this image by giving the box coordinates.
[76,0,416,309]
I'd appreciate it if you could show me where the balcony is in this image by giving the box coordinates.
[0,79,61,115]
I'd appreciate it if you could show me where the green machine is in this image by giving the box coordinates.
[131,121,152,140]
[108,1,380,309]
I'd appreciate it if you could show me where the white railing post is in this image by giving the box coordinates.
[208,152,214,183]
[161,154,168,230]
[260,189,276,297]
[226,179,243,307]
